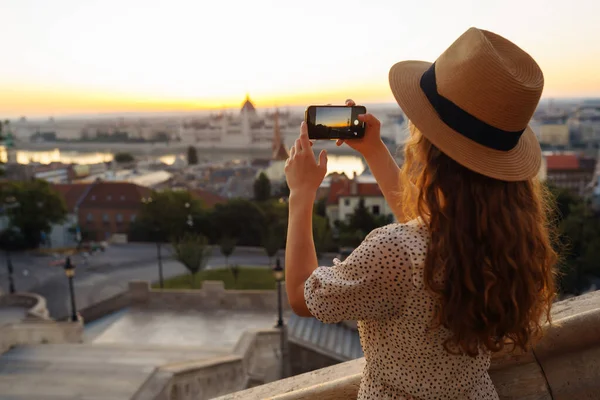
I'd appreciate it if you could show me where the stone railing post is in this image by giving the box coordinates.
[129,281,150,305]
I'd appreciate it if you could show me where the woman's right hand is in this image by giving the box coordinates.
[336,99,385,158]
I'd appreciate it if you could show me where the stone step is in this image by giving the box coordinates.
[1,343,226,366]
[0,342,231,400]
[0,369,148,399]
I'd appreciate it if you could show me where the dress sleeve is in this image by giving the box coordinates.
[304,224,412,323]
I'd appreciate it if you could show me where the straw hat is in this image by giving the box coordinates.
[389,27,543,181]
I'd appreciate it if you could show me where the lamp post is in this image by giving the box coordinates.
[63,256,78,322]
[6,246,15,294]
[2,196,19,294]
[272,258,284,327]
[142,197,164,289]
[272,257,286,378]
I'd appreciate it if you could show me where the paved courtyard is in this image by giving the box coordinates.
[90,308,281,349]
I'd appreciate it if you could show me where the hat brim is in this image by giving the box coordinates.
[389,61,541,181]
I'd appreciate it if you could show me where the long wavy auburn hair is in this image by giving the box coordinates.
[400,124,558,357]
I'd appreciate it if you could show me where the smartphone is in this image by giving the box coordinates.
[305,105,367,140]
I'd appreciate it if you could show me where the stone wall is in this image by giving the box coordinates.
[288,342,342,376]
[217,291,600,400]
[132,329,284,400]
[0,292,50,320]
[0,319,83,354]
[129,280,290,312]
[79,291,130,323]
[6,320,83,347]
[0,292,83,355]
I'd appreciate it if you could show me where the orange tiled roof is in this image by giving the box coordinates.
[82,182,151,208]
[545,154,580,170]
[52,183,90,212]
[326,178,382,205]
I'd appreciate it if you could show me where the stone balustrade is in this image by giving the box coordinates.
[0,292,83,354]
[218,291,600,400]
[129,280,290,312]
[132,328,284,400]
[0,292,50,320]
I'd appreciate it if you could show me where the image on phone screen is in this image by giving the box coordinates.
[306,106,366,140]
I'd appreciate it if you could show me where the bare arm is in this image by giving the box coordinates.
[362,139,404,222]
[285,193,317,316]
[283,122,328,317]
[338,106,407,222]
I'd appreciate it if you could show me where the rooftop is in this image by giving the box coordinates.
[545,153,596,171]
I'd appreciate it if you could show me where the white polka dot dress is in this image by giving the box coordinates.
[304,221,499,400]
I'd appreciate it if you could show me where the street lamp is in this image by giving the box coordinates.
[2,196,20,294]
[63,257,78,322]
[271,257,286,379]
[272,258,284,327]
[142,196,164,289]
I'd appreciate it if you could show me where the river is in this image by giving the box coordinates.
[1,147,366,177]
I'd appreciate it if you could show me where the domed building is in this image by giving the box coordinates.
[241,94,257,116]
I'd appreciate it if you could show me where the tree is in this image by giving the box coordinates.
[253,172,271,202]
[230,264,241,286]
[132,189,203,242]
[557,200,600,295]
[210,199,266,246]
[337,198,393,247]
[187,146,198,165]
[220,235,236,267]
[263,226,283,265]
[114,152,134,163]
[313,214,333,259]
[259,199,288,244]
[315,197,327,218]
[172,232,212,288]
[1,180,68,248]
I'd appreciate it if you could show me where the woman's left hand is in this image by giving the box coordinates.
[285,122,328,196]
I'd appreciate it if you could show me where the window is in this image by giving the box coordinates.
[86,213,93,222]
[372,205,380,215]
[106,195,112,201]
[116,214,123,223]
[103,213,109,223]
[130,214,136,222]
[344,198,350,206]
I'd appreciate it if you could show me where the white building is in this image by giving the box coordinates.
[324,172,394,227]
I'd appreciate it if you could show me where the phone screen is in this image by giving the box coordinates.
[305,105,366,140]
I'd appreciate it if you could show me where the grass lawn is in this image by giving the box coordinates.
[156,266,281,290]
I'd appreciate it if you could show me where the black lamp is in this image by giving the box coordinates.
[272,258,284,327]
[63,256,78,322]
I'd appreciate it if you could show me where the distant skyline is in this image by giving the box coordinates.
[1,0,599,118]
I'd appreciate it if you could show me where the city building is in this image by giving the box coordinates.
[54,181,151,242]
[544,153,596,195]
[262,109,290,184]
[325,172,393,226]
[536,115,570,147]
[569,105,600,147]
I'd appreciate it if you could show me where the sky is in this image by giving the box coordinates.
[316,107,353,127]
[1,0,599,118]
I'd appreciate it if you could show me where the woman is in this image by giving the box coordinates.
[284,27,557,399]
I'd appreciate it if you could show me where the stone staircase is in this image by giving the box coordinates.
[0,343,226,400]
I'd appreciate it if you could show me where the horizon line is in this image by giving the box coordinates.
[3,96,599,121]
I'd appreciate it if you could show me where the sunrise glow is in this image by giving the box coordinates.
[1,0,599,118]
